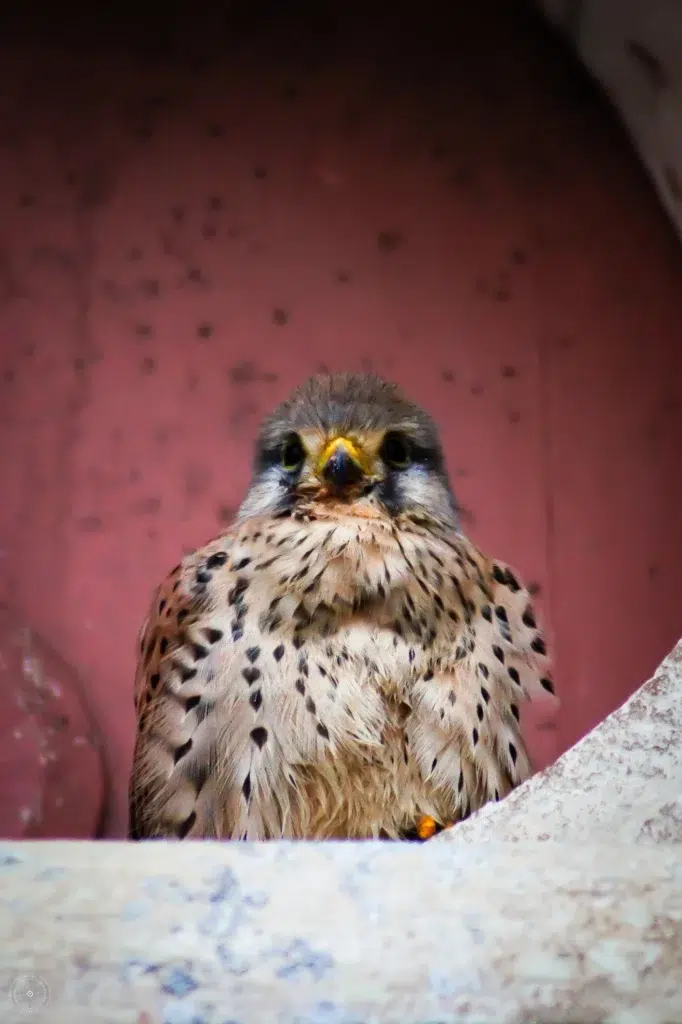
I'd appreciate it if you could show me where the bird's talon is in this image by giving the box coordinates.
[415,815,457,840]
[416,815,439,840]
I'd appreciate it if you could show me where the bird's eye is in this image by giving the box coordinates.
[380,431,412,469]
[280,433,305,472]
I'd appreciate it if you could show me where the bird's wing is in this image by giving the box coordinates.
[402,528,556,820]
[129,522,289,840]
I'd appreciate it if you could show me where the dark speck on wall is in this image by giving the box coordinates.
[228,361,257,385]
[507,410,521,424]
[441,369,455,383]
[184,465,211,499]
[501,365,517,378]
[527,581,542,597]
[510,247,528,265]
[140,279,160,298]
[272,308,289,326]
[171,206,184,224]
[141,356,156,375]
[537,719,558,733]
[449,166,476,189]
[77,515,104,532]
[377,229,404,254]
[208,196,222,211]
[254,166,268,179]
[471,384,484,397]
[202,223,217,239]
[197,322,214,339]
[133,496,162,515]
[135,324,153,339]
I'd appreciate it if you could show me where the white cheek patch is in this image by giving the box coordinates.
[397,468,455,522]
[237,468,288,521]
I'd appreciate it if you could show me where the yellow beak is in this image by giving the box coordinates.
[316,437,369,488]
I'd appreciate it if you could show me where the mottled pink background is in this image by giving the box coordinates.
[1,2,681,838]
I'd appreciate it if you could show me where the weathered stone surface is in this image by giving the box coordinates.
[534,0,682,246]
[1,642,681,1021]
[439,639,682,845]
[1,839,682,1023]
[0,606,105,839]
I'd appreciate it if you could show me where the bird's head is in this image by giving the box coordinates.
[238,373,459,528]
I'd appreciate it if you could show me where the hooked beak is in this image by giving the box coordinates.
[317,437,367,490]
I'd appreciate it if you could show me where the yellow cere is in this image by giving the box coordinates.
[316,436,375,477]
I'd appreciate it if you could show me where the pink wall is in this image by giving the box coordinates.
[1,3,681,837]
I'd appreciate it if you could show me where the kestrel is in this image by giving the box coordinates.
[129,373,555,841]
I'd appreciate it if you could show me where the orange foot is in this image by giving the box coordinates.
[415,815,456,840]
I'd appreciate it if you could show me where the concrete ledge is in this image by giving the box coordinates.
[3,639,681,1022]
[439,638,682,845]
[1,839,682,1023]
[535,0,682,246]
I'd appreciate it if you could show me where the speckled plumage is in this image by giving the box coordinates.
[129,373,556,841]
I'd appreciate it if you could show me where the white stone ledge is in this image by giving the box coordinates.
[439,638,682,845]
[2,839,682,1023]
[2,639,681,1023]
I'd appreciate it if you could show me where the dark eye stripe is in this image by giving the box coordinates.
[409,442,443,471]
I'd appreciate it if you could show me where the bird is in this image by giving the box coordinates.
[129,372,556,841]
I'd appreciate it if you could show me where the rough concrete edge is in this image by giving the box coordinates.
[2,840,682,1023]
[534,0,682,248]
[438,637,682,844]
